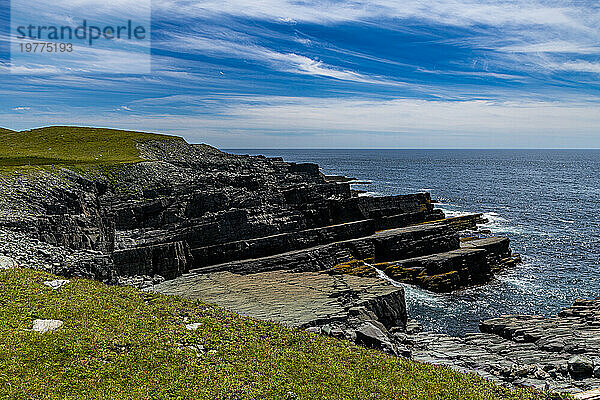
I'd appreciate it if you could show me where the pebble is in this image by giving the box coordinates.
[32,319,64,333]
[185,323,202,331]
[43,280,70,290]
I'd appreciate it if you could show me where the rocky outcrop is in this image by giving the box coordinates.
[0,133,531,386]
[112,241,193,279]
[402,299,600,395]
[153,270,410,356]
[0,137,516,292]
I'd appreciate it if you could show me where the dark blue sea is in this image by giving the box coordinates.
[228,149,600,336]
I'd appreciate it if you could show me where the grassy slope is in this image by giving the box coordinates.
[0,126,180,166]
[0,268,566,400]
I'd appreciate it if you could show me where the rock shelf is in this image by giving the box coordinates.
[403,299,600,395]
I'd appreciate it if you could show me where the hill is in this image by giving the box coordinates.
[0,126,181,166]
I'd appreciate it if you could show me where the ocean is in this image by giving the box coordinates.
[228,149,600,336]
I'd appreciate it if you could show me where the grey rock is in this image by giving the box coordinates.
[0,256,17,269]
[185,323,202,331]
[354,322,389,349]
[154,270,407,331]
[406,298,600,394]
[43,279,70,290]
[32,319,63,333]
[569,356,594,379]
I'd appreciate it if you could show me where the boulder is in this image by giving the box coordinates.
[567,356,593,379]
[354,322,391,350]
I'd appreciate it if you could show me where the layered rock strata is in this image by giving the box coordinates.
[0,137,515,292]
[153,270,410,356]
[1,134,536,389]
[402,299,600,395]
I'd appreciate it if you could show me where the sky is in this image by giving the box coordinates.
[1,0,600,148]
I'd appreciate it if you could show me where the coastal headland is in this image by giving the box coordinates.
[0,126,593,397]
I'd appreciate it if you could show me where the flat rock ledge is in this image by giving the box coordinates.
[156,267,600,396]
[402,298,600,395]
[154,270,410,356]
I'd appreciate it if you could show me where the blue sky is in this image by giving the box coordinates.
[1,0,600,148]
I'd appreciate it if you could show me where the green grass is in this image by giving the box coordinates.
[0,268,567,400]
[0,126,180,167]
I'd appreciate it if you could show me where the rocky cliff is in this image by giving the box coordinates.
[1,128,543,392]
[403,298,600,396]
[0,133,516,291]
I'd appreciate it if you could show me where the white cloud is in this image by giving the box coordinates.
[555,61,600,74]
[4,96,600,148]
[154,0,597,30]
[0,63,62,75]
[500,41,600,54]
[161,33,410,86]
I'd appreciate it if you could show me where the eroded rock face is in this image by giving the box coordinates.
[0,137,527,382]
[0,138,515,292]
[404,299,600,395]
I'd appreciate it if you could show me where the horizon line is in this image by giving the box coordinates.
[224,148,600,151]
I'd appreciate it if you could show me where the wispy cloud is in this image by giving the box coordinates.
[499,41,600,54]
[154,0,594,29]
[160,32,412,86]
[5,95,599,148]
[555,61,600,74]
[2,0,600,148]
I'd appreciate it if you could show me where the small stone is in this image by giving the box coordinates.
[43,279,70,290]
[321,324,332,335]
[0,256,17,269]
[32,319,63,333]
[405,320,423,334]
[533,367,550,380]
[511,364,530,378]
[185,322,202,330]
[329,328,344,338]
[304,327,321,334]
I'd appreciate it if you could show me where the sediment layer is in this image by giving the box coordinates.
[0,138,514,292]
[404,299,600,395]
